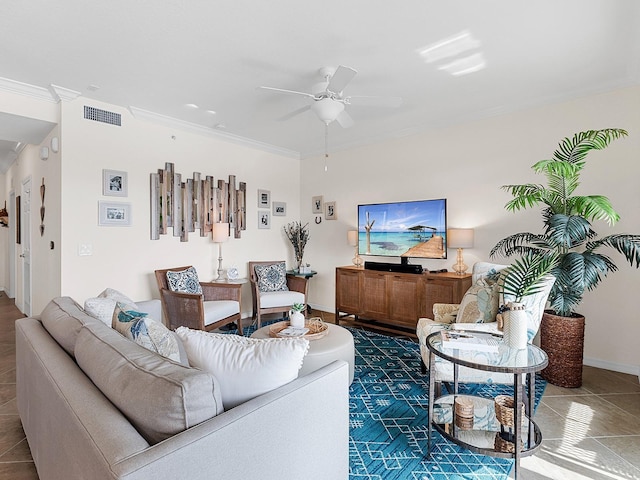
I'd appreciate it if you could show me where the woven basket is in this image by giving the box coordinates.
[494,395,524,427]
[540,311,585,388]
[494,432,522,453]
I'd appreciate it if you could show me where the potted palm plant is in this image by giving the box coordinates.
[491,128,640,387]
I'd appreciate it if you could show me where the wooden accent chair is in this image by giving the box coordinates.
[155,265,242,334]
[249,261,308,328]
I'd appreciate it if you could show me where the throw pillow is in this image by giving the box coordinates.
[84,291,139,326]
[254,262,289,292]
[456,277,501,323]
[166,266,203,295]
[112,303,181,363]
[175,327,309,409]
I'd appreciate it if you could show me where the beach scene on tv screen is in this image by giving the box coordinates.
[358,199,447,259]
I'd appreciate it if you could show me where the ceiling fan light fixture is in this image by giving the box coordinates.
[311,98,344,124]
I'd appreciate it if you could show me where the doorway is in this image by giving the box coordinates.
[20,177,32,316]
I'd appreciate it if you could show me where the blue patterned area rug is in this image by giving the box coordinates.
[348,327,546,480]
[231,322,545,480]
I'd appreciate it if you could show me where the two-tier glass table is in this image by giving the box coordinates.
[426,331,548,479]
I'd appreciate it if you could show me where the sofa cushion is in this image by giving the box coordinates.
[75,322,223,445]
[175,327,309,409]
[166,266,203,295]
[112,303,181,362]
[84,288,139,326]
[41,297,102,357]
[254,262,289,292]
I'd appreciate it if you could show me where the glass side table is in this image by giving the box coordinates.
[426,331,548,480]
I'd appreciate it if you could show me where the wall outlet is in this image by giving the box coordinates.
[78,244,92,256]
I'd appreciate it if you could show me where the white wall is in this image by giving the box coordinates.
[58,98,301,317]
[301,85,640,375]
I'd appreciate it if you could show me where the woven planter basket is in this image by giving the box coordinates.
[540,311,585,388]
[494,395,524,427]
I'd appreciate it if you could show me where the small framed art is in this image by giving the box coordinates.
[325,201,337,220]
[312,195,323,214]
[258,211,271,229]
[273,201,286,216]
[103,169,128,197]
[99,201,132,226]
[258,189,270,208]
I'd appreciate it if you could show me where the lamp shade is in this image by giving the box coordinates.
[211,222,230,243]
[347,230,358,247]
[448,228,474,248]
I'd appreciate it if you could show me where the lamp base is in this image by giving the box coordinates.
[352,254,363,267]
[452,248,468,275]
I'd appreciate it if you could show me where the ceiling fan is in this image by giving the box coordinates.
[259,65,403,128]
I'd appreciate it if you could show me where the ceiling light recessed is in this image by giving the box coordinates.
[438,53,486,76]
[206,110,217,115]
[416,30,480,64]
[185,103,199,109]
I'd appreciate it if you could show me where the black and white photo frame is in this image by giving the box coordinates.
[103,169,128,197]
[312,195,323,214]
[325,201,337,220]
[258,211,271,229]
[258,189,271,209]
[99,201,132,226]
[272,201,286,216]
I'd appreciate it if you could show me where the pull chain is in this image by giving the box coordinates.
[324,122,329,172]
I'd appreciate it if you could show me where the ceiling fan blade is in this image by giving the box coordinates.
[258,86,316,99]
[327,66,357,93]
[277,105,311,121]
[345,95,403,108]
[336,110,354,128]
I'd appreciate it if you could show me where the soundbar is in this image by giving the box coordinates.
[364,261,423,274]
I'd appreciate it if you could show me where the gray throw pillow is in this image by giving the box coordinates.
[166,266,203,295]
[254,262,289,292]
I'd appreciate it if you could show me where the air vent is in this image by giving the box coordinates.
[84,106,121,126]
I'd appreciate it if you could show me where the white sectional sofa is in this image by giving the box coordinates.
[16,297,349,480]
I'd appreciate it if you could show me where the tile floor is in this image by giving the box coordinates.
[1,297,639,479]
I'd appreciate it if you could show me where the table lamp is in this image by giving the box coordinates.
[347,230,363,266]
[212,222,230,281]
[448,228,474,275]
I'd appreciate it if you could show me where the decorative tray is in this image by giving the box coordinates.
[269,318,328,340]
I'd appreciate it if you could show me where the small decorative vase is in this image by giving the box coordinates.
[503,302,528,349]
[289,310,305,328]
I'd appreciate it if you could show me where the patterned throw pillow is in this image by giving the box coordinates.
[84,288,138,325]
[166,266,203,295]
[112,302,181,362]
[456,277,501,323]
[254,262,289,292]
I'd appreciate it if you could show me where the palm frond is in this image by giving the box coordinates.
[500,251,558,302]
[581,251,616,291]
[553,129,628,165]
[501,184,544,211]
[570,195,620,225]
[587,234,640,268]
[546,214,591,248]
[490,233,550,258]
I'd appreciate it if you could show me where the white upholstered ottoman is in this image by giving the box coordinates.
[251,323,355,384]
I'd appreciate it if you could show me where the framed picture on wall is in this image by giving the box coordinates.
[272,201,286,216]
[258,189,270,208]
[103,169,128,197]
[312,195,323,214]
[325,201,337,220]
[99,201,132,226]
[258,211,270,229]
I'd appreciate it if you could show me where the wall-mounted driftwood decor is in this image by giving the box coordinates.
[150,162,246,241]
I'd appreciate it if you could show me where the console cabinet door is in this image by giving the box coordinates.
[422,276,471,317]
[388,274,422,327]
[335,268,360,314]
[361,271,388,318]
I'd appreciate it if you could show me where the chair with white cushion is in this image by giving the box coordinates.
[249,261,308,328]
[155,265,242,334]
[416,262,554,395]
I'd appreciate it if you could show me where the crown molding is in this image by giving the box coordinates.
[49,84,81,102]
[0,77,56,103]
[129,106,300,159]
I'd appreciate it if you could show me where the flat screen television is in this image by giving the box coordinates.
[357,199,447,262]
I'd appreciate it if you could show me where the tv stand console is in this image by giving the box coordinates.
[335,266,471,335]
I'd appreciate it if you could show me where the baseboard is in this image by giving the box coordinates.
[583,356,640,380]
